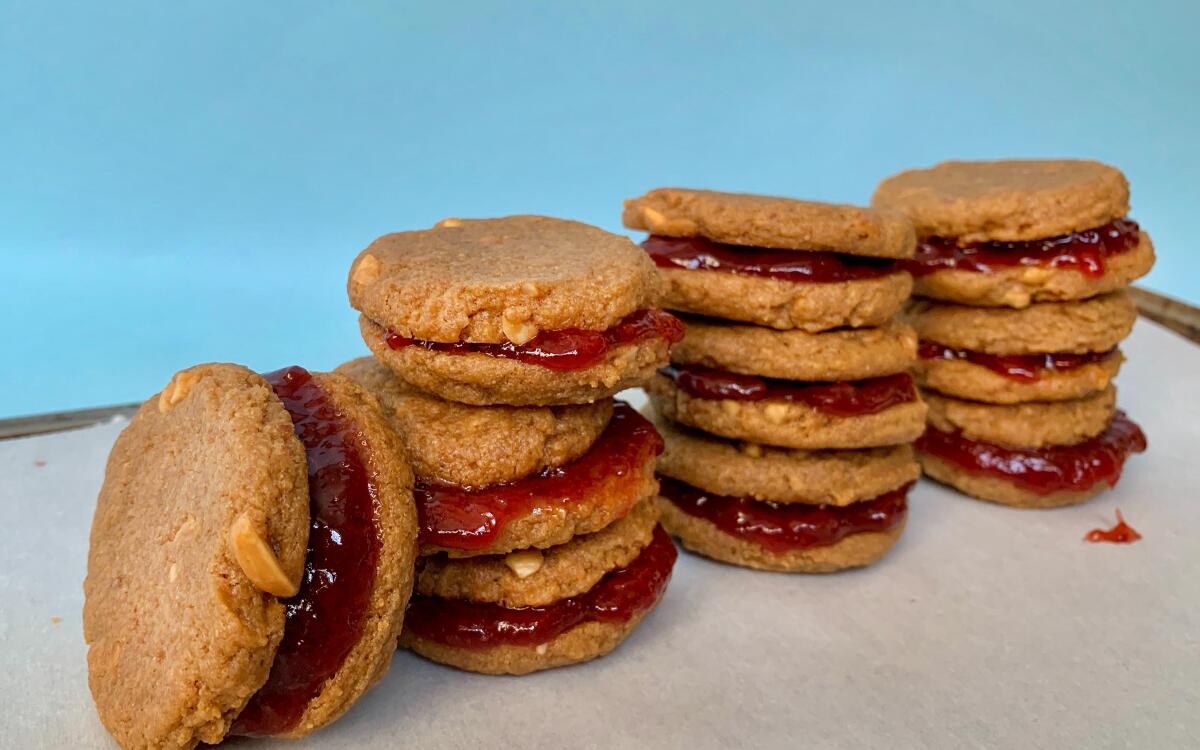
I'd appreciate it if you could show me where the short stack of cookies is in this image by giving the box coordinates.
[341,215,685,674]
[873,159,1152,508]
[622,189,927,572]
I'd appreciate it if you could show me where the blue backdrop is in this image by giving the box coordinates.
[3,0,1197,417]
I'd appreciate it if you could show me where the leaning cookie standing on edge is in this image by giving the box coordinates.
[874,159,1150,507]
[624,189,925,572]
[342,215,682,674]
[83,363,418,749]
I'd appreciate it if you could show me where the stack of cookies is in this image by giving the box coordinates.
[622,189,926,572]
[873,159,1152,508]
[341,215,684,674]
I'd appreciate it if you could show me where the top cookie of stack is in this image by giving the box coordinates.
[873,160,1151,508]
[344,215,682,675]
[624,188,925,573]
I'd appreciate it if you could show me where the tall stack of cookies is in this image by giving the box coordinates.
[873,160,1151,508]
[622,189,926,572]
[341,215,685,674]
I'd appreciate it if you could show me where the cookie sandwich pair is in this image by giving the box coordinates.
[623,189,926,572]
[342,215,683,674]
[85,364,419,748]
[874,159,1151,507]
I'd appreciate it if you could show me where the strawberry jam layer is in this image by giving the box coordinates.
[234,366,381,737]
[660,364,917,417]
[903,219,1140,278]
[405,525,677,648]
[919,340,1117,382]
[917,411,1147,496]
[641,235,896,283]
[383,308,683,372]
[415,402,662,552]
[660,476,910,554]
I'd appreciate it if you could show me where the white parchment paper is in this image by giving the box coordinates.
[2,319,1198,749]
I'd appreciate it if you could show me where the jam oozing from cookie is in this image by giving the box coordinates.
[642,235,896,282]
[659,365,917,417]
[415,402,662,552]
[917,411,1147,496]
[1084,508,1142,544]
[233,366,380,737]
[918,341,1118,382]
[903,219,1140,278]
[383,308,684,372]
[404,525,677,648]
[659,476,910,554]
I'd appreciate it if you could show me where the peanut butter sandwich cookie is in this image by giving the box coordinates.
[649,409,915,572]
[348,215,683,406]
[83,364,417,749]
[623,188,915,331]
[906,292,1135,404]
[873,160,1154,308]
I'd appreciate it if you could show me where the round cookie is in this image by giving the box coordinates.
[918,452,1112,509]
[400,613,652,676]
[652,264,912,332]
[650,410,919,506]
[646,373,927,450]
[924,386,1117,449]
[903,292,1137,355]
[906,232,1154,307]
[84,364,309,750]
[349,216,674,405]
[916,350,1123,404]
[670,316,917,381]
[872,159,1130,243]
[657,498,906,573]
[416,498,658,608]
[623,187,916,258]
[336,356,611,486]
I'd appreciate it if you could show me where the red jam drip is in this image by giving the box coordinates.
[660,364,917,418]
[233,366,380,737]
[415,402,662,551]
[919,340,1117,382]
[917,411,1147,496]
[660,476,910,554]
[404,525,677,649]
[1084,509,1142,544]
[903,219,1140,278]
[383,308,684,372]
[641,235,896,282]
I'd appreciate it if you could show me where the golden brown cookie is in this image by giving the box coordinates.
[670,315,917,381]
[907,233,1153,307]
[916,350,1123,404]
[918,452,1109,509]
[623,187,916,258]
[872,159,1130,243]
[924,387,1116,448]
[653,264,912,331]
[336,356,611,486]
[903,293,1137,355]
[83,364,419,748]
[650,409,919,506]
[416,498,658,608]
[657,497,905,573]
[646,372,927,449]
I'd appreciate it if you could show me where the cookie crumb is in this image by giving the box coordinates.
[35,459,47,468]
[51,616,61,625]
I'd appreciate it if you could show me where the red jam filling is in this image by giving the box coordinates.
[660,364,917,418]
[233,366,380,737]
[383,308,684,372]
[641,235,896,283]
[1084,509,1142,544]
[917,411,1147,496]
[919,340,1117,382]
[660,476,910,554]
[415,402,662,552]
[903,219,1140,278]
[404,525,677,648]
